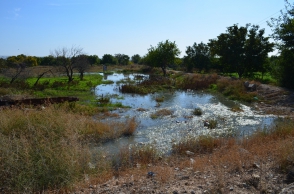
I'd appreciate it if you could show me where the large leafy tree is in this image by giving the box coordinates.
[87,55,100,66]
[209,24,273,78]
[39,55,56,66]
[145,40,180,76]
[52,46,84,82]
[115,54,130,65]
[268,0,294,88]
[131,54,141,64]
[185,42,211,73]
[101,54,118,65]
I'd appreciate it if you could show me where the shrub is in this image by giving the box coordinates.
[193,108,202,116]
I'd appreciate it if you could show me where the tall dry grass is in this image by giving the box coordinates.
[0,107,91,192]
[174,118,294,180]
[177,73,218,90]
[0,106,138,193]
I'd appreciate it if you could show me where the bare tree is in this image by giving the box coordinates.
[51,46,84,82]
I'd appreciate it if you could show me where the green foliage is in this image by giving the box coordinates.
[115,53,130,65]
[87,55,100,65]
[131,54,141,64]
[209,24,273,78]
[268,1,294,89]
[101,54,118,65]
[185,42,211,73]
[193,107,203,116]
[145,40,181,76]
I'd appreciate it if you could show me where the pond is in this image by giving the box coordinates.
[93,73,276,155]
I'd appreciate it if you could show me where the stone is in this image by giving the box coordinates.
[185,151,194,156]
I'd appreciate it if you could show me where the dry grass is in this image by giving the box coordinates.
[216,77,258,102]
[0,105,138,193]
[178,73,218,90]
[150,108,173,119]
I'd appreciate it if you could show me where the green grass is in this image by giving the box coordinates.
[26,74,103,103]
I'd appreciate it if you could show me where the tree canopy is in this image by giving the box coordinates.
[268,0,294,88]
[131,54,141,64]
[145,40,180,76]
[185,42,211,73]
[115,54,130,65]
[208,24,273,78]
[101,54,118,65]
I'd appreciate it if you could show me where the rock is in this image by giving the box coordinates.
[244,81,250,88]
[147,171,155,178]
[179,175,190,180]
[203,120,210,127]
[253,163,260,169]
[185,150,194,156]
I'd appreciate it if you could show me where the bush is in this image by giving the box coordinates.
[193,108,202,116]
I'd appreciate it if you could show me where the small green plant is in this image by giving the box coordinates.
[207,119,217,129]
[193,107,202,116]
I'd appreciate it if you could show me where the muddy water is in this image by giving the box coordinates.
[94,73,276,155]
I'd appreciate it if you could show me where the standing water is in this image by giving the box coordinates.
[94,73,275,155]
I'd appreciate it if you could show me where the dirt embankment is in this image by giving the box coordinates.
[255,84,294,117]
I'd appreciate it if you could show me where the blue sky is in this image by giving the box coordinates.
[0,0,292,58]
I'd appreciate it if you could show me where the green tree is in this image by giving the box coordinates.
[87,55,100,66]
[101,54,117,65]
[185,42,211,73]
[208,24,273,78]
[131,54,141,64]
[145,40,181,76]
[268,0,294,88]
[39,55,56,66]
[115,54,130,65]
[25,56,38,67]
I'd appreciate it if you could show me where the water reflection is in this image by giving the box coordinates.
[94,73,276,155]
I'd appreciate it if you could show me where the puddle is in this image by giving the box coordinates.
[93,73,276,155]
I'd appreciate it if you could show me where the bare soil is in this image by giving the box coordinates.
[255,84,294,117]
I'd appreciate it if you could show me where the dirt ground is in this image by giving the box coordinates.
[255,83,294,118]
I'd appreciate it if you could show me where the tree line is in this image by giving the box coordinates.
[1,0,293,88]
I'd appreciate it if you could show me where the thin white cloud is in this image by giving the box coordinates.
[5,8,21,19]
[13,8,21,18]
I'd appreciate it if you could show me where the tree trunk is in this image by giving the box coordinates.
[161,66,167,77]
